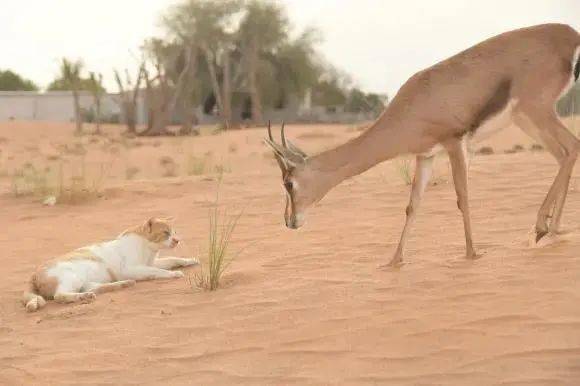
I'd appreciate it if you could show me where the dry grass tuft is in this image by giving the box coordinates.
[188,184,242,291]
[505,144,525,154]
[475,146,494,155]
[213,163,231,175]
[186,155,206,176]
[395,158,413,185]
[159,156,178,177]
[11,159,110,204]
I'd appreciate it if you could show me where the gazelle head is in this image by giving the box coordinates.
[265,122,328,230]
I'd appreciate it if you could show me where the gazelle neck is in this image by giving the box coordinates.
[307,114,405,190]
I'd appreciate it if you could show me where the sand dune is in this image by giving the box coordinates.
[1,120,579,385]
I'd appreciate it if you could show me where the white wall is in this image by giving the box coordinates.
[0,91,125,122]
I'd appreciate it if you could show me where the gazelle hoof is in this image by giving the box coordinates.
[378,260,406,270]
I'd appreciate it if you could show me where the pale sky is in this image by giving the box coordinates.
[1,0,579,97]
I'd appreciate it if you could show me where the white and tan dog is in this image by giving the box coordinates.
[22,217,198,312]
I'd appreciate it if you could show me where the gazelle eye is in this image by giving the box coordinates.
[284,181,293,192]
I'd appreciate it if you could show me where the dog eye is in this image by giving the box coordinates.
[284,181,293,192]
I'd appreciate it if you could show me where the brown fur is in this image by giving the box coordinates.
[122,217,172,243]
[267,23,580,264]
[30,268,58,299]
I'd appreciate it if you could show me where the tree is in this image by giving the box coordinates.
[55,58,84,135]
[260,28,321,109]
[140,38,198,136]
[87,72,105,134]
[312,68,350,107]
[0,70,38,91]
[163,0,240,129]
[238,0,288,124]
[114,65,144,135]
[345,88,388,115]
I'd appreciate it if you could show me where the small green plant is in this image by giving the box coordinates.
[11,158,112,204]
[189,183,243,291]
[213,163,231,175]
[395,158,413,185]
[11,164,52,197]
[186,155,206,176]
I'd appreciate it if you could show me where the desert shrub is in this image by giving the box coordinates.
[505,144,525,154]
[476,146,494,155]
[159,156,178,177]
[213,163,231,175]
[189,185,242,291]
[11,159,110,204]
[395,158,413,185]
[186,155,206,176]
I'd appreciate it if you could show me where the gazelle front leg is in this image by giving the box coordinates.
[385,155,434,267]
[446,139,478,259]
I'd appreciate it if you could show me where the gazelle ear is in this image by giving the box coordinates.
[265,121,306,171]
[264,139,289,172]
[286,140,308,158]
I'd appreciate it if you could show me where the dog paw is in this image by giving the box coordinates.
[172,271,185,278]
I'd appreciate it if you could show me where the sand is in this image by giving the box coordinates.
[1,120,579,385]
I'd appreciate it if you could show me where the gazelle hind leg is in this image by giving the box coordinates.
[514,109,578,241]
[385,155,434,267]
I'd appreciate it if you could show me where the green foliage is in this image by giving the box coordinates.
[48,77,105,92]
[158,0,381,118]
[164,0,241,46]
[238,0,288,52]
[312,79,347,107]
[87,72,105,97]
[48,58,107,92]
[261,28,321,107]
[345,88,388,114]
[0,70,38,91]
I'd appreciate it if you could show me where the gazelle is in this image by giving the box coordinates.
[265,23,580,267]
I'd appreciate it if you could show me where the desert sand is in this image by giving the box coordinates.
[1,119,580,385]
